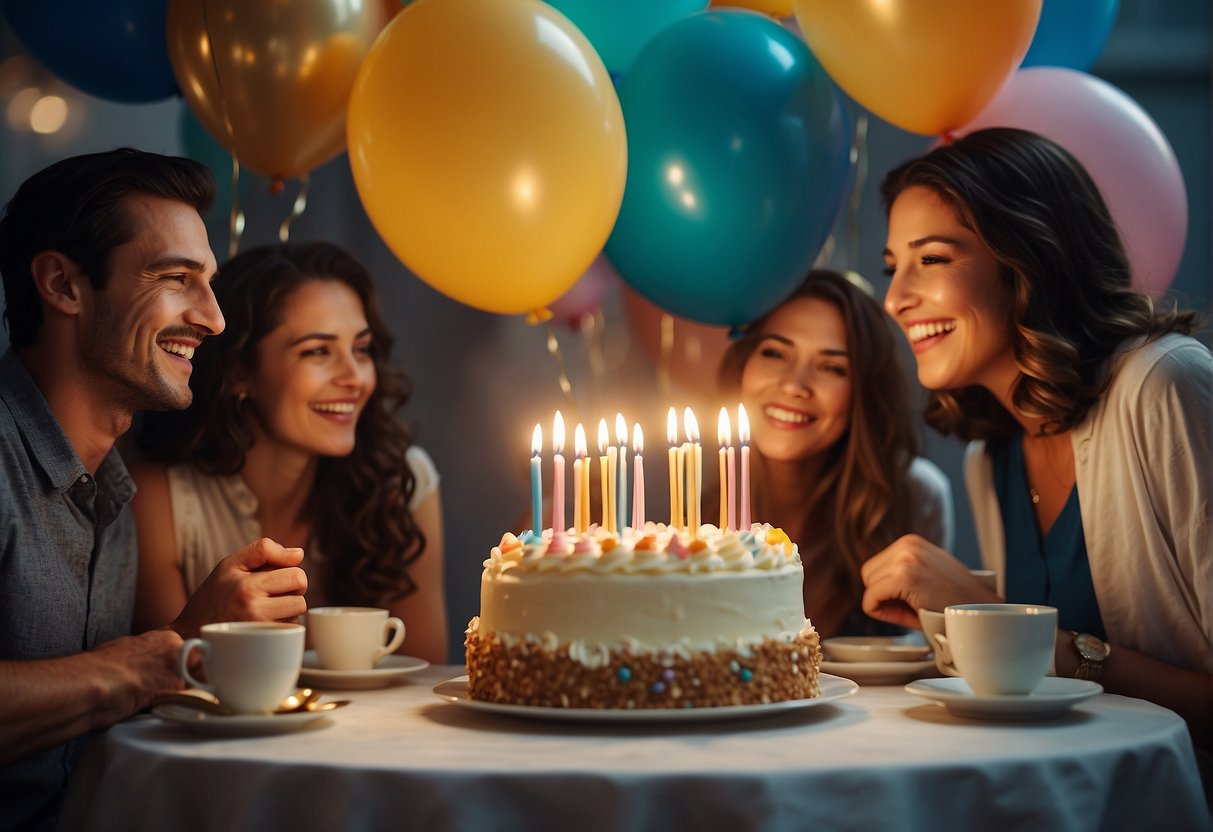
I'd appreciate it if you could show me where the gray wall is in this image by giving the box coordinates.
[1,2,1208,662]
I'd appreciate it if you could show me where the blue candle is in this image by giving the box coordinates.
[530,424,542,533]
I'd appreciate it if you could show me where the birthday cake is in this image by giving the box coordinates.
[464,523,820,709]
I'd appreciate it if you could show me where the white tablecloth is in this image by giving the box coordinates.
[60,665,1210,832]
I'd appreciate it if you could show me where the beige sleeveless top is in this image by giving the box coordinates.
[166,446,439,596]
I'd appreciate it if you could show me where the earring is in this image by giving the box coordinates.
[236,391,249,406]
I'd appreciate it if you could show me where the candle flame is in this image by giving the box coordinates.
[684,407,700,444]
[598,418,609,455]
[574,423,587,458]
[737,403,750,445]
[718,406,732,447]
[633,423,644,454]
[667,407,677,447]
[614,412,627,445]
[553,410,565,454]
[531,423,542,457]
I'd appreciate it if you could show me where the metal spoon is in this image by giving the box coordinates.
[154,688,326,716]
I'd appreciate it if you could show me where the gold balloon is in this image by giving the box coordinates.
[793,0,1041,135]
[167,0,389,181]
[347,0,627,317]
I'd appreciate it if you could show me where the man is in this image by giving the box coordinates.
[0,149,309,831]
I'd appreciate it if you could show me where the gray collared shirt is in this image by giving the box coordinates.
[0,349,137,832]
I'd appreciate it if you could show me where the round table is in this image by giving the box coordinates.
[59,664,1210,831]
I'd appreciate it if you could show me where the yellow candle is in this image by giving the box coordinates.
[573,423,587,534]
[598,419,611,531]
[581,444,591,532]
[684,408,701,536]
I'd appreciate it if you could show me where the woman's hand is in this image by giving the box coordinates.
[860,534,1002,629]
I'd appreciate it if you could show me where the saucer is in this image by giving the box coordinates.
[151,703,336,736]
[433,674,859,723]
[905,676,1103,720]
[821,659,936,686]
[822,635,931,663]
[298,651,429,690]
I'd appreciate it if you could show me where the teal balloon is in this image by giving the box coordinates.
[1022,0,1119,71]
[606,11,850,327]
[544,0,707,78]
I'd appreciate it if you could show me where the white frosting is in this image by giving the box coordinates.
[478,523,809,662]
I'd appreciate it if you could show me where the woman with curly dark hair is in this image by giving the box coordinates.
[862,128,1210,751]
[131,241,447,663]
[716,269,953,638]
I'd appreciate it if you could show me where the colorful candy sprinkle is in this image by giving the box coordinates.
[616,666,632,683]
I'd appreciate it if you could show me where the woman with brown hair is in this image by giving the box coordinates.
[863,128,1210,751]
[131,241,447,663]
[717,268,953,638]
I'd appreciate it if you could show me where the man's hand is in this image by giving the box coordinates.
[172,538,308,639]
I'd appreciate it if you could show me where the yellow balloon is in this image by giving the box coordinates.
[347,0,627,316]
[792,0,1041,135]
[711,0,792,17]
[167,0,389,181]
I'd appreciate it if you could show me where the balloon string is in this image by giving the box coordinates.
[658,313,674,399]
[544,322,577,418]
[278,174,311,243]
[581,309,606,413]
[227,155,245,258]
[845,112,869,272]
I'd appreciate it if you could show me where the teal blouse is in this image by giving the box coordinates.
[991,435,1106,639]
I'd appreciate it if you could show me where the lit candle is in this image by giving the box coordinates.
[615,412,628,532]
[598,419,612,532]
[573,424,587,534]
[580,434,591,532]
[718,407,730,531]
[667,407,680,530]
[530,423,542,534]
[726,416,737,533]
[738,403,750,530]
[684,407,701,536]
[552,412,566,534]
[632,424,645,529]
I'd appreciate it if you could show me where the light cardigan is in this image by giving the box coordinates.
[965,333,1212,674]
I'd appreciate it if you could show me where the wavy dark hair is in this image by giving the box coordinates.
[717,269,922,602]
[0,147,213,348]
[137,241,425,605]
[881,127,1199,441]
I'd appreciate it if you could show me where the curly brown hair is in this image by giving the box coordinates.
[717,269,922,603]
[137,241,425,605]
[881,128,1199,441]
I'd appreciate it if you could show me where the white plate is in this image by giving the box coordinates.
[821,659,937,686]
[822,635,931,663]
[151,703,335,736]
[298,651,429,690]
[432,673,858,723]
[905,676,1103,721]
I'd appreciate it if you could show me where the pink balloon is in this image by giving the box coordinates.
[955,67,1187,298]
[547,252,619,329]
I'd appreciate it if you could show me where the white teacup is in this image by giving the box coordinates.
[180,622,305,714]
[932,604,1058,695]
[307,606,405,671]
[917,569,1001,677]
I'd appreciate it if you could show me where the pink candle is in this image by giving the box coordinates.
[717,407,730,530]
[738,403,750,530]
[530,424,542,533]
[552,411,566,534]
[632,424,645,529]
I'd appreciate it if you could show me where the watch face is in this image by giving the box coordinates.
[1074,632,1110,661]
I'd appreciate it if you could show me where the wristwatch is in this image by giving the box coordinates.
[1071,632,1111,682]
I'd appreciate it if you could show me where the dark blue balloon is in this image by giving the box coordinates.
[606,11,850,327]
[1022,0,1119,71]
[2,0,178,102]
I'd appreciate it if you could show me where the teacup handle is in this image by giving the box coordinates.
[929,632,961,677]
[373,617,406,664]
[180,638,214,694]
